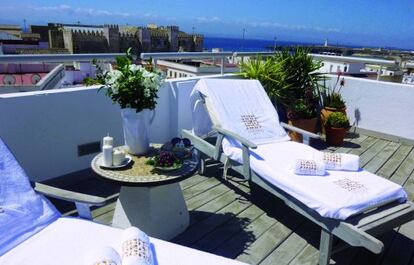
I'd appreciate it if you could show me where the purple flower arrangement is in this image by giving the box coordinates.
[156,151,180,167]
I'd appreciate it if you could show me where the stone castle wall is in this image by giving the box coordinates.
[32,23,203,54]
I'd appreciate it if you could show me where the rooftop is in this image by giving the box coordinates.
[1,52,414,265]
[48,133,414,265]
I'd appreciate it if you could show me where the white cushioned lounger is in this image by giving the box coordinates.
[193,78,407,220]
[184,78,414,265]
[222,139,406,220]
[0,217,247,265]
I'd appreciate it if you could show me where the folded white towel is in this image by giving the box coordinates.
[318,152,360,171]
[121,227,153,265]
[84,246,121,265]
[292,159,326,176]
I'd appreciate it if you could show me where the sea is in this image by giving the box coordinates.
[203,36,323,52]
[203,36,402,52]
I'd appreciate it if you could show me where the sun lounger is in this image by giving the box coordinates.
[183,78,414,265]
[0,138,247,265]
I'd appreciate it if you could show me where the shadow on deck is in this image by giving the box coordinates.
[45,133,414,265]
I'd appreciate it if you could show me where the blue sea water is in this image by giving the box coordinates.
[203,36,403,52]
[203,36,322,52]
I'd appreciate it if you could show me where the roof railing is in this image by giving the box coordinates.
[0,51,406,77]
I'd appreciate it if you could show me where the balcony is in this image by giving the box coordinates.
[1,53,414,265]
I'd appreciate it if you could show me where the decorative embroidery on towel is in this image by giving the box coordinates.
[323,153,342,168]
[94,260,118,265]
[241,114,262,131]
[333,178,367,192]
[122,238,151,262]
[298,159,317,174]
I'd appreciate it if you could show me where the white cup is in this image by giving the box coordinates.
[113,149,126,166]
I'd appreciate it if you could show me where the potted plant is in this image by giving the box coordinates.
[240,48,325,135]
[324,112,350,146]
[96,48,165,155]
[320,72,346,133]
[287,97,318,142]
[274,48,325,142]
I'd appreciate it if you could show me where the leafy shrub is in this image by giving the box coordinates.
[325,112,350,128]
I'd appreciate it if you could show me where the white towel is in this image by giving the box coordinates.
[317,152,360,171]
[84,246,121,265]
[192,79,290,144]
[121,227,153,265]
[292,159,326,176]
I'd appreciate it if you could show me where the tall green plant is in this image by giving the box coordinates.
[239,56,294,104]
[240,48,326,119]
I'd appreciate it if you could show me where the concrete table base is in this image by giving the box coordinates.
[112,183,190,240]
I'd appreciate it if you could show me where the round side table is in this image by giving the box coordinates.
[91,144,199,240]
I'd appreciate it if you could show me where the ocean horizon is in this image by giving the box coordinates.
[203,36,324,52]
[203,36,402,52]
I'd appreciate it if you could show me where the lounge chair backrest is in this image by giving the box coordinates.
[191,79,290,145]
[0,138,60,255]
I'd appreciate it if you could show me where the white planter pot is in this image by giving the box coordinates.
[121,108,154,155]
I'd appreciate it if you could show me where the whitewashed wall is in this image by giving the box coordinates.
[0,84,173,181]
[0,75,231,181]
[2,74,412,181]
[326,75,414,141]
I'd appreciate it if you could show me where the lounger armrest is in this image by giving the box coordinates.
[280,122,321,139]
[212,126,257,149]
[34,182,107,206]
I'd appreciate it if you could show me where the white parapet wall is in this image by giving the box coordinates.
[2,74,413,181]
[0,84,174,181]
[0,74,231,181]
[325,74,414,142]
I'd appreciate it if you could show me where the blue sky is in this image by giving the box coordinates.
[1,0,413,49]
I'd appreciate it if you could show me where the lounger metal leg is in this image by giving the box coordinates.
[197,150,206,175]
[319,229,333,265]
[223,157,231,180]
[75,202,93,220]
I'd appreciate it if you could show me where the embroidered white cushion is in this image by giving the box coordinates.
[191,79,290,144]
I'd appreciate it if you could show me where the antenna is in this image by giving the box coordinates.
[23,19,27,32]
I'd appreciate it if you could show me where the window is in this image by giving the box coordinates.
[344,66,348,72]
[174,72,177,78]
[329,65,333,72]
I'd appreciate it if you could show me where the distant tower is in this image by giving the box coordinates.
[167,26,179,51]
[138,27,151,52]
[324,38,329,47]
[103,24,120,52]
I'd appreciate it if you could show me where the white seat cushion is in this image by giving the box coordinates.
[0,218,247,265]
[223,139,407,220]
[191,78,290,144]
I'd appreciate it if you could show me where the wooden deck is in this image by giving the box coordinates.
[51,133,414,265]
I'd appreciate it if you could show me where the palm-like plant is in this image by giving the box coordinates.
[240,48,326,119]
[239,56,295,104]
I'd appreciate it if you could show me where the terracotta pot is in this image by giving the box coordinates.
[325,126,348,146]
[288,117,318,143]
[320,107,346,134]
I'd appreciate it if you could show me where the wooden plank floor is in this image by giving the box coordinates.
[54,133,414,265]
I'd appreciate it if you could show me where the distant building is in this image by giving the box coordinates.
[402,74,414,85]
[30,23,203,54]
[319,60,365,74]
[0,25,22,37]
[0,63,64,94]
[157,59,239,78]
[0,25,67,54]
